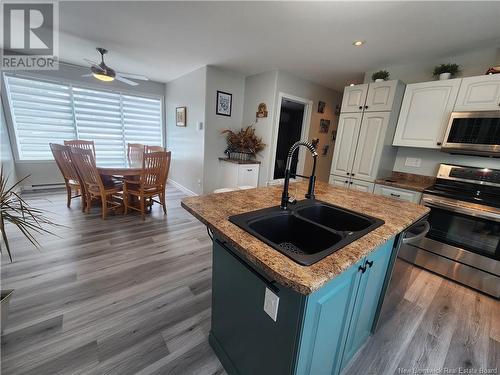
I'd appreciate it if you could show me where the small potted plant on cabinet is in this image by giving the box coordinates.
[0,167,60,333]
[433,63,460,80]
[371,70,390,82]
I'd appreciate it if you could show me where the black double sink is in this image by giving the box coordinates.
[229,200,384,265]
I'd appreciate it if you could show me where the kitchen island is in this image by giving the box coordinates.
[182,181,429,375]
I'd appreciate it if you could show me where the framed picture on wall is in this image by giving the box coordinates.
[319,119,330,133]
[216,91,232,116]
[176,106,187,127]
[317,101,326,113]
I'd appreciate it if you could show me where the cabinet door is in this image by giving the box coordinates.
[349,179,374,193]
[219,162,238,189]
[364,80,400,112]
[373,184,422,203]
[454,75,500,111]
[212,240,304,375]
[296,258,364,375]
[341,239,394,369]
[329,174,349,188]
[341,84,368,113]
[330,113,363,177]
[392,79,461,148]
[351,112,390,182]
[237,164,259,187]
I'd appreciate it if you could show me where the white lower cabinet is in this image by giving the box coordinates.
[329,175,374,193]
[219,161,259,190]
[374,184,422,203]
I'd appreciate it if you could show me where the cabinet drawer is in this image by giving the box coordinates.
[374,184,422,203]
[237,164,259,187]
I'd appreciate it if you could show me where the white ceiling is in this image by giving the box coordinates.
[57,1,500,91]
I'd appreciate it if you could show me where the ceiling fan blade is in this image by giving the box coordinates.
[117,72,149,81]
[81,73,93,77]
[115,76,138,86]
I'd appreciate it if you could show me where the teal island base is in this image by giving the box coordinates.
[209,237,395,375]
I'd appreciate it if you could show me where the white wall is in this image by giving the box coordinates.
[2,63,166,189]
[204,66,245,193]
[364,46,500,84]
[242,70,342,185]
[365,46,500,176]
[1,98,17,187]
[165,66,207,196]
[242,70,279,186]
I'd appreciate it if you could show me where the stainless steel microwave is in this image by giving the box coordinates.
[441,111,500,157]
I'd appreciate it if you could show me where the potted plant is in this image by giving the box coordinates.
[371,70,390,82]
[221,125,265,161]
[433,63,460,80]
[0,167,59,332]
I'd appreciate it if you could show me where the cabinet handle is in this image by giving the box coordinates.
[346,172,349,175]
[351,173,355,176]
[344,180,348,184]
[364,105,368,109]
[349,181,353,185]
[436,142,442,146]
[246,169,253,172]
[358,106,363,110]
[358,265,367,274]
[390,193,401,198]
[366,260,373,268]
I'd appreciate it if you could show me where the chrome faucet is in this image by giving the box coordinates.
[280,140,318,210]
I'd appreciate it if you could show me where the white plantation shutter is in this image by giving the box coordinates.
[122,94,162,146]
[4,75,76,160]
[72,87,125,166]
[3,74,163,163]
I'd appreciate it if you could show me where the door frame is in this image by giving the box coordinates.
[268,92,313,184]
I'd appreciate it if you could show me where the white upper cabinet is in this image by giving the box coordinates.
[393,79,461,148]
[454,75,500,111]
[330,113,363,177]
[341,84,368,113]
[364,80,403,112]
[351,112,390,182]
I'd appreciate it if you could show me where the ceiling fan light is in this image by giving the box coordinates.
[92,72,115,82]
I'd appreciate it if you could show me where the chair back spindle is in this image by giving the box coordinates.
[127,143,145,167]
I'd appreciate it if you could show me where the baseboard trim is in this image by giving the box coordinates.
[167,179,198,196]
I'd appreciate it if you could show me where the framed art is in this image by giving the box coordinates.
[319,119,331,133]
[317,101,326,113]
[176,106,186,127]
[216,91,232,116]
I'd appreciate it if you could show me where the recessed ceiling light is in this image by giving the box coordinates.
[352,40,365,47]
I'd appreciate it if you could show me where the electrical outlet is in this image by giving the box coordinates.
[263,287,279,322]
[405,157,421,168]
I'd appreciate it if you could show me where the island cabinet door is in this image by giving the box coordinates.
[340,238,394,369]
[210,240,305,375]
[294,258,365,375]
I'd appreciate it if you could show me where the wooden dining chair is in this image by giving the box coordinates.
[144,145,165,153]
[69,147,122,219]
[50,143,86,211]
[123,151,171,220]
[127,143,145,167]
[64,140,96,159]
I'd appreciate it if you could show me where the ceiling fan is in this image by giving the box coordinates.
[82,47,149,86]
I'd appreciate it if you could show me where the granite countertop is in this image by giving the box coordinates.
[182,181,429,295]
[218,157,261,165]
[375,172,435,192]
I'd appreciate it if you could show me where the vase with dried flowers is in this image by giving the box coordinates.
[221,125,265,161]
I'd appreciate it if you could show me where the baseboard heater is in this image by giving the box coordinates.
[27,183,66,191]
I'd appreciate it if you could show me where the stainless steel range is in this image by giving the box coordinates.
[399,163,500,298]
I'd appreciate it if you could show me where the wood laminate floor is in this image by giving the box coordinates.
[1,187,498,375]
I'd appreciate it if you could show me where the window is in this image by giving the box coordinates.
[4,74,163,165]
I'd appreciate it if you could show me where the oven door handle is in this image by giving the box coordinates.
[402,221,430,244]
[423,199,500,222]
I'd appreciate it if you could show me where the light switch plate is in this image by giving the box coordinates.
[405,157,421,168]
[264,288,279,322]
[198,122,204,130]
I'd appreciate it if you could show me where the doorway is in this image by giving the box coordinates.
[271,95,311,181]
